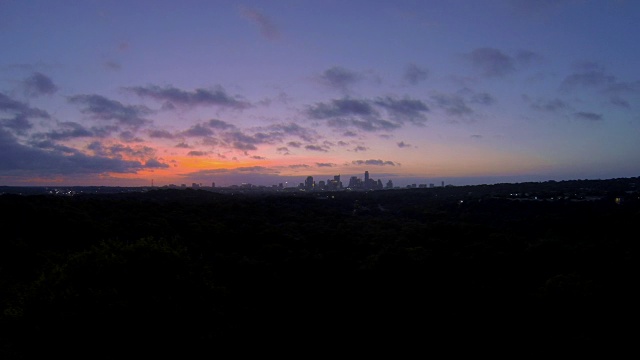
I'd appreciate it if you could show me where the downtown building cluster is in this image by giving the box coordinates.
[301,171,392,191]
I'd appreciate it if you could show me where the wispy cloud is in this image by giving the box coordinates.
[561,63,616,90]
[574,111,603,121]
[351,159,398,166]
[464,47,540,77]
[528,97,571,112]
[403,63,428,85]
[241,7,280,40]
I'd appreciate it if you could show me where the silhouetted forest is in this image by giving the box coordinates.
[1,178,638,357]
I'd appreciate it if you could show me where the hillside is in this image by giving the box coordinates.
[1,178,638,357]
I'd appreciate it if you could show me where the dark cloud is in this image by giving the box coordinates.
[0,127,146,177]
[304,144,328,152]
[530,97,570,112]
[610,96,630,108]
[90,125,120,138]
[0,93,50,121]
[466,47,515,77]
[397,141,412,148]
[307,97,408,132]
[470,92,496,105]
[181,123,215,137]
[125,85,251,110]
[44,122,94,140]
[90,143,156,159]
[104,61,122,71]
[606,80,640,96]
[0,93,50,134]
[318,66,362,92]
[353,145,367,152]
[145,158,169,168]
[122,144,154,158]
[289,164,310,169]
[574,112,603,121]
[374,96,429,125]
[514,50,542,67]
[32,139,78,154]
[561,69,616,89]
[186,122,320,153]
[68,94,151,127]
[1,93,32,113]
[207,119,236,130]
[351,159,397,166]
[329,117,401,132]
[307,98,378,119]
[571,61,603,72]
[465,47,540,77]
[316,163,335,168]
[264,122,319,143]
[241,7,280,40]
[234,166,271,173]
[404,63,428,85]
[430,93,473,116]
[201,137,221,147]
[119,131,143,142]
[148,129,175,139]
[187,151,208,156]
[307,96,430,130]
[2,114,32,133]
[24,72,58,97]
[221,131,259,151]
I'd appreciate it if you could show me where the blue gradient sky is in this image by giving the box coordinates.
[1,0,639,187]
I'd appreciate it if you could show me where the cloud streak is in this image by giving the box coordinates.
[125,85,251,110]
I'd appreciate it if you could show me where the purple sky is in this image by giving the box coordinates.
[1,0,639,187]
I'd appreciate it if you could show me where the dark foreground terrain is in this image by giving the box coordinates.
[1,178,638,357]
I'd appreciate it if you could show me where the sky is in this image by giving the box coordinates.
[1,0,640,188]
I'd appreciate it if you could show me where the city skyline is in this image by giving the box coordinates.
[2,1,640,188]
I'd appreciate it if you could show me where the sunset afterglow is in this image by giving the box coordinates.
[2,1,639,187]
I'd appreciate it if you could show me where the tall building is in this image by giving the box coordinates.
[348,176,360,189]
[305,176,314,190]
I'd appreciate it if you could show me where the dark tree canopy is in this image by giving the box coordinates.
[1,178,638,357]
